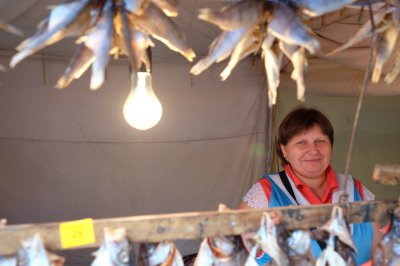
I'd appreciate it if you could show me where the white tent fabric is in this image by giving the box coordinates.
[0,55,267,260]
[0,1,400,265]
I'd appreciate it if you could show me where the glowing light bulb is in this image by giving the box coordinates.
[123,72,163,130]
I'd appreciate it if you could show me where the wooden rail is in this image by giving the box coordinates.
[373,164,400,185]
[0,199,397,256]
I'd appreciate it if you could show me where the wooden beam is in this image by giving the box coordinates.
[0,200,397,256]
[373,164,400,185]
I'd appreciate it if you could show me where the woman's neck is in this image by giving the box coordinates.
[301,177,327,199]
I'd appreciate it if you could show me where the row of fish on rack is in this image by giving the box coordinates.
[0,204,399,266]
[2,0,400,105]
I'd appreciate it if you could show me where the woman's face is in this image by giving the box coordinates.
[280,124,332,180]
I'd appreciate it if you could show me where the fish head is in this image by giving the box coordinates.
[103,227,132,265]
[208,235,237,260]
[287,230,311,256]
[18,233,50,265]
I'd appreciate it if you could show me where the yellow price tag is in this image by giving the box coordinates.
[59,218,96,248]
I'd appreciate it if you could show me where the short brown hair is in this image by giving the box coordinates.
[276,107,334,164]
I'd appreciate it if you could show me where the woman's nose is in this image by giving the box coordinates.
[308,143,319,153]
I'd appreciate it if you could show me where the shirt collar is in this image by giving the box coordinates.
[284,164,339,192]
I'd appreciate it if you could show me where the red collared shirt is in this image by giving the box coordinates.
[284,164,339,204]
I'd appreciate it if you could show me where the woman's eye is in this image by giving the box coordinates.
[297,141,305,145]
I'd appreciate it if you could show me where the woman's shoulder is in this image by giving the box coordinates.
[242,182,269,209]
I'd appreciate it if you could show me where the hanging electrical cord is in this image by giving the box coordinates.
[341,3,378,204]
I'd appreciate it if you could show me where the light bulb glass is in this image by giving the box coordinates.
[123,72,163,130]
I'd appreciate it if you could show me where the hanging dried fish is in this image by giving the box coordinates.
[315,233,346,266]
[194,235,246,266]
[10,0,194,90]
[197,0,270,31]
[319,206,357,253]
[315,206,357,266]
[91,227,134,266]
[279,41,308,102]
[267,2,320,55]
[295,0,357,17]
[0,19,23,36]
[0,19,22,77]
[138,241,184,266]
[328,4,394,56]
[0,256,16,266]
[261,34,283,107]
[131,3,195,62]
[191,0,327,106]
[190,28,247,76]
[17,233,65,266]
[246,212,289,266]
[10,0,96,68]
[372,21,400,82]
[287,230,314,266]
[151,0,179,17]
[220,28,262,81]
[373,206,400,266]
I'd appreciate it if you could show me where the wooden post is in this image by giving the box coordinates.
[0,200,397,256]
[373,164,400,185]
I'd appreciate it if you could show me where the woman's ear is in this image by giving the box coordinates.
[280,144,286,158]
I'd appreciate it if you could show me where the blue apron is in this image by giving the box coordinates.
[255,175,373,265]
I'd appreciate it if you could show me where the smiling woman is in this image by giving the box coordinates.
[238,106,380,266]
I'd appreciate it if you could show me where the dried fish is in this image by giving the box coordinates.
[373,206,400,266]
[320,206,357,253]
[115,9,154,72]
[385,40,400,82]
[220,28,262,81]
[251,212,289,266]
[316,234,346,266]
[198,0,269,31]
[139,241,184,266]
[267,2,320,55]
[0,19,23,36]
[10,0,192,90]
[17,233,65,266]
[132,3,195,62]
[328,5,394,56]
[0,256,17,266]
[194,235,246,266]
[190,28,247,76]
[279,41,308,102]
[287,230,314,266]
[151,0,179,17]
[335,237,356,266]
[295,0,357,17]
[91,227,134,266]
[56,43,95,89]
[85,0,114,90]
[372,22,400,82]
[11,0,95,68]
[262,34,283,107]
[123,0,150,15]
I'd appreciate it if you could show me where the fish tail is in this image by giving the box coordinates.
[296,80,306,102]
[183,49,196,62]
[190,57,215,75]
[268,87,277,108]
[198,8,215,23]
[384,67,400,83]
[90,62,106,90]
[10,49,33,68]
[55,76,71,89]
[220,67,232,81]
[372,62,383,83]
